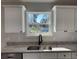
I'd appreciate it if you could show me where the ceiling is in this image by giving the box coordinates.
[1,0,77,11]
[1,0,77,3]
[21,0,56,2]
[2,0,57,3]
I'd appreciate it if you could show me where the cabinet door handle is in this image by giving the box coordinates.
[64,55,66,57]
[64,30,67,32]
[75,30,77,32]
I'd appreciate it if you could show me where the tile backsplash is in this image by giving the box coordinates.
[3,32,77,42]
[1,32,77,51]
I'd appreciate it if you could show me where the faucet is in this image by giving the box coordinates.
[38,34,43,45]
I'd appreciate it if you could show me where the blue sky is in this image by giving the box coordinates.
[28,13,48,23]
[36,14,47,23]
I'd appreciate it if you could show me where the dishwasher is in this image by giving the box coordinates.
[1,53,23,59]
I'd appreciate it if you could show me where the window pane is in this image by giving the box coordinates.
[29,25,38,33]
[28,14,34,24]
[40,25,49,32]
[27,12,50,33]
[28,13,48,24]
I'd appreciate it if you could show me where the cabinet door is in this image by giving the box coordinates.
[56,8,65,32]
[74,8,77,32]
[58,52,71,59]
[5,7,22,33]
[64,8,74,32]
[3,5,26,33]
[72,52,77,59]
[23,53,39,59]
[55,6,75,32]
[1,53,8,59]
[40,53,57,59]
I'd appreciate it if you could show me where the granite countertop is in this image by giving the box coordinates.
[1,45,76,53]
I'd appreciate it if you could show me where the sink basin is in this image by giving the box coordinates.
[27,46,40,50]
[27,46,71,52]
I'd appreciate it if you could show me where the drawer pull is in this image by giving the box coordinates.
[8,54,15,56]
[8,56,15,58]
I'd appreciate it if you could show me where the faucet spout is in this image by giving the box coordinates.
[38,34,43,45]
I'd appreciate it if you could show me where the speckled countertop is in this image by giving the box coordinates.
[1,45,76,53]
[1,41,77,53]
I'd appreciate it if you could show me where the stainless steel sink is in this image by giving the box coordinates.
[27,46,40,50]
[27,45,71,51]
[27,45,52,50]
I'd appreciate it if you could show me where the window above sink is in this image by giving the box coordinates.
[26,12,52,36]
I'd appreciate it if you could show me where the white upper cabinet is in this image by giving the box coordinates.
[74,8,77,32]
[3,5,26,33]
[52,6,77,32]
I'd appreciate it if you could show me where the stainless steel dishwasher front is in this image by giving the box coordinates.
[1,53,23,59]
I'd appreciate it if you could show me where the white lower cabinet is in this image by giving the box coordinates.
[23,53,40,59]
[23,53,57,59]
[23,52,77,59]
[40,53,57,59]
[58,52,71,59]
[71,52,77,59]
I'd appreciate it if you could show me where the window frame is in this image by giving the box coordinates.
[26,12,52,36]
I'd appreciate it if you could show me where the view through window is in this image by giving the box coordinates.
[28,13,49,33]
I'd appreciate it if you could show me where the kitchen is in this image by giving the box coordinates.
[1,0,77,59]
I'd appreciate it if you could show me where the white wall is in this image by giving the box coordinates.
[1,5,77,50]
[1,6,6,48]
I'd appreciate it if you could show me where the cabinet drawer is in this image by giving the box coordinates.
[7,54,16,57]
[58,53,71,58]
[41,53,57,58]
[8,58,16,59]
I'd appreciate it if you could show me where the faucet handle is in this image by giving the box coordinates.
[38,34,43,45]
